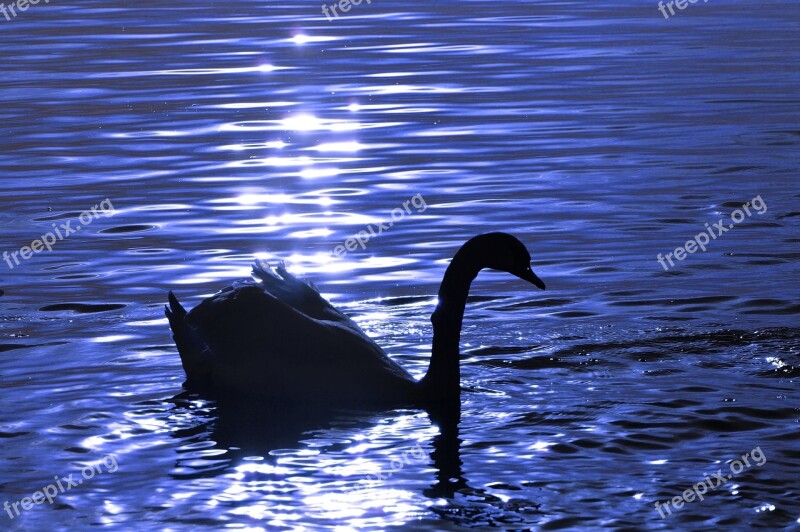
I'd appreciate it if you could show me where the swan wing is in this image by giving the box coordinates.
[251,260,367,335]
[180,276,415,403]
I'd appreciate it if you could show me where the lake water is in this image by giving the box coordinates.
[1,0,798,529]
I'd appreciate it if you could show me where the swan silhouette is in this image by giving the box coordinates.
[166,232,545,406]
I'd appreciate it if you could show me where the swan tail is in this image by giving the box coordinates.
[165,290,186,323]
[165,291,213,391]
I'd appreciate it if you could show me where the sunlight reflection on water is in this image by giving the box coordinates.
[0,0,797,529]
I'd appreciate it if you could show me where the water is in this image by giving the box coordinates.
[1,0,798,529]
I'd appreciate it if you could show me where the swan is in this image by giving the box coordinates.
[165,232,545,406]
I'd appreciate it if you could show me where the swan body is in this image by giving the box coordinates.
[166,232,545,406]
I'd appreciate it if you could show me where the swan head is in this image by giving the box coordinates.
[479,232,546,290]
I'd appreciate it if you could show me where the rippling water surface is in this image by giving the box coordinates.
[1,0,798,529]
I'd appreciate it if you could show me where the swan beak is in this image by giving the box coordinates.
[519,267,546,290]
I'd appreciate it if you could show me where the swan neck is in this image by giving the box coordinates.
[422,249,482,400]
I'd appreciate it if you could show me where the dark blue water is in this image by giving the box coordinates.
[1,0,798,529]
